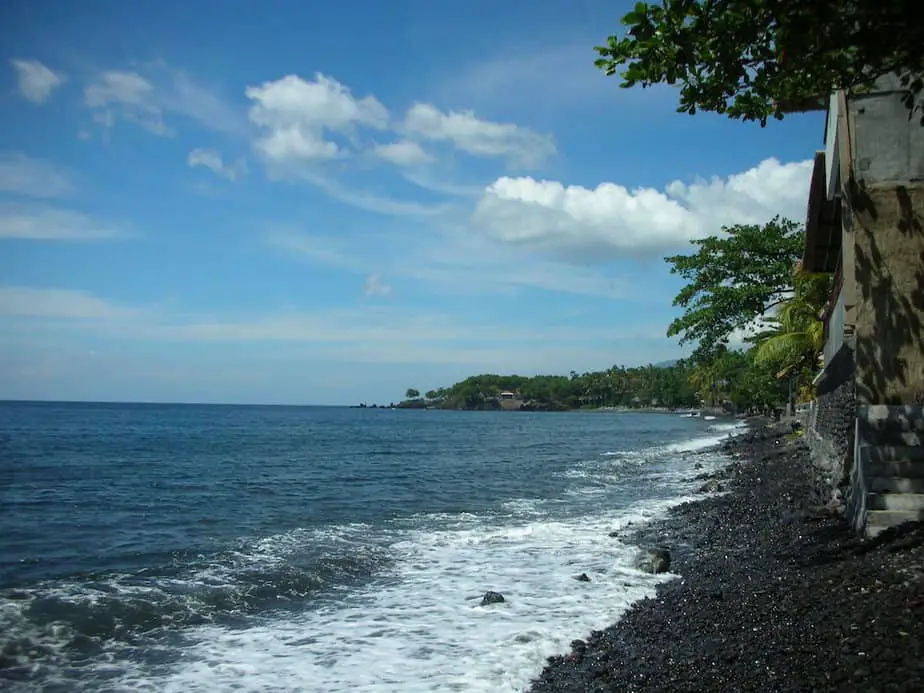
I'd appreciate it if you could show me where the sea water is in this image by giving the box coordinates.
[0,402,741,692]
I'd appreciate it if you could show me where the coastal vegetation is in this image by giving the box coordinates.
[397,217,829,414]
[594,0,923,125]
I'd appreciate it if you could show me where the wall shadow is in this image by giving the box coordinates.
[851,183,924,406]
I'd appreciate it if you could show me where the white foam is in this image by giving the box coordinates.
[105,495,695,693]
[662,421,746,454]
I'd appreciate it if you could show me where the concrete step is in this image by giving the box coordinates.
[864,509,924,538]
[866,493,924,511]
[866,476,924,493]
[858,445,924,477]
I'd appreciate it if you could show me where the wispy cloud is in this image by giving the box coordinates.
[0,205,130,240]
[0,153,77,198]
[363,273,392,297]
[84,70,172,136]
[0,286,658,346]
[187,148,247,180]
[10,59,66,104]
[82,63,247,139]
[0,286,138,319]
[266,226,631,300]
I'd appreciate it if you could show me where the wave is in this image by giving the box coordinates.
[1,421,740,693]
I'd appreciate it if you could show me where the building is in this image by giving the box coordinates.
[800,75,924,536]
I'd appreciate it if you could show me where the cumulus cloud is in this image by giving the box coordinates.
[473,157,813,260]
[0,287,137,319]
[363,273,393,297]
[187,148,246,180]
[246,73,388,165]
[84,70,171,136]
[0,153,76,198]
[11,59,65,103]
[402,103,555,167]
[0,205,127,240]
[371,140,434,166]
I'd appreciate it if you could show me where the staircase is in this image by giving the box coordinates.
[849,405,924,537]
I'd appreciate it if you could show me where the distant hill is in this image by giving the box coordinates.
[653,359,679,368]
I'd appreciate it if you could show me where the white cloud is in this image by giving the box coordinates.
[0,287,137,319]
[402,103,555,167]
[11,59,65,103]
[84,70,172,136]
[0,153,76,198]
[0,205,127,240]
[363,273,392,297]
[246,73,388,165]
[473,157,813,260]
[187,148,246,180]
[371,140,434,166]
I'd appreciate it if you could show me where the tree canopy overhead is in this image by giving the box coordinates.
[594,0,923,125]
[665,216,804,360]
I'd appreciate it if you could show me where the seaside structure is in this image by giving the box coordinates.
[798,75,924,536]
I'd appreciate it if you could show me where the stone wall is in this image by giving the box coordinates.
[804,349,856,506]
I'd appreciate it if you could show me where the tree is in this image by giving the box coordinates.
[665,217,804,360]
[594,0,924,125]
[753,272,832,377]
[405,388,421,400]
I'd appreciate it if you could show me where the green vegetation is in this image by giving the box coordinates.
[665,217,804,362]
[399,218,829,416]
[403,366,700,411]
[667,218,830,412]
[594,0,923,125]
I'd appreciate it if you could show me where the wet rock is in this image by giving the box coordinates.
[574,573,591,582]
[636,547,671,574]
[480,591,505,606]
[698,479,724,493]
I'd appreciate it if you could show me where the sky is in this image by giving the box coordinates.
[0,0,826,405]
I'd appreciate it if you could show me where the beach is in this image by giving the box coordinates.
[529,423,924,692]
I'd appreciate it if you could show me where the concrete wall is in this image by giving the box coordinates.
[850,74,924,185]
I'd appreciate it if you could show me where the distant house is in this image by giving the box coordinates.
[799,76,924,537]
[499,391,518,400]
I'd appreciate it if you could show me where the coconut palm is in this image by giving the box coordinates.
[753,271,831,378]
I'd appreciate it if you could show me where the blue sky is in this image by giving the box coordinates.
[0,0,825,405]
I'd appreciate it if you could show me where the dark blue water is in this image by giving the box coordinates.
[0,402,737,692]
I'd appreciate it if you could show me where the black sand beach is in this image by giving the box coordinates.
[529,424,924,693]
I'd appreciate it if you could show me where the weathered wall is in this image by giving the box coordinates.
[849,74,924,184]
[849,181,924,405]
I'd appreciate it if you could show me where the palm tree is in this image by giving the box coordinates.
[753,271,832,409]
[753,272,831,375]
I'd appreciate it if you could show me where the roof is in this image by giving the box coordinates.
[802,151,841,273]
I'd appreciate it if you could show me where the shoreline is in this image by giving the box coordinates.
[528,423,924,692]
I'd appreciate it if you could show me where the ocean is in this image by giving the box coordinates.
[0,401,739,693]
